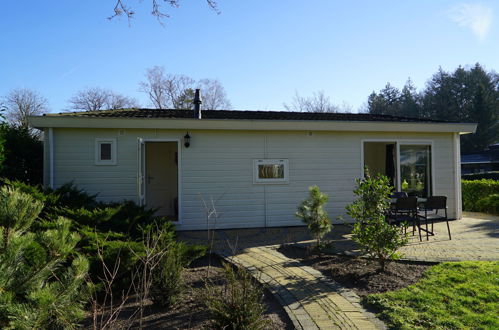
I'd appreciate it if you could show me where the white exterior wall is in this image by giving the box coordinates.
[49,128,458,230]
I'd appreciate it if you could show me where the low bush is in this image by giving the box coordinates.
[296,185,332,247]
[476,194,499,215]
[149,222,206,308]
[205,263,269,330]
[462,179,499,212]
[346,168,408,271]
[0,186,91,329]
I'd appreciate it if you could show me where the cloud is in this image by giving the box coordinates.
[449,3,493,41]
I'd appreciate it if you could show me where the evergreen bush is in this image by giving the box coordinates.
[0,186,90,329]
[149,222,206,308]
[204,263,269,330]
[346,169,408,271]
[296,185,332,247]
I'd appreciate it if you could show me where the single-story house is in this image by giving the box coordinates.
[29,106,476,230]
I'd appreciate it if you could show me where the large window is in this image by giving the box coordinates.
[400,145,432,197]
[253,159,289,184]
[363,141,432,197]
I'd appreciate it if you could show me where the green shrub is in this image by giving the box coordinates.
[346,169,408,271]
[296,185,332,247]
[462,179,499,212]
[0,186,90,329]
[205,263,269,330]
[149,222,206,308]
[0,125,43,185]
[476,194,499,215]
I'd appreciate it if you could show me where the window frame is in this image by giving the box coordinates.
[361,139,435,196]
[95,138,117,165]
[253,159,289,184]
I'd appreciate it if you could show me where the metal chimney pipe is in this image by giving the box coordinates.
[193,88,202,119]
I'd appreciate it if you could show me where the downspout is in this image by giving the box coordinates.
[454,133,462,219]
[264,135,268,228]
[49,127,54,189]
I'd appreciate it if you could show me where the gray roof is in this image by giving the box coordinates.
[44,109,461,123]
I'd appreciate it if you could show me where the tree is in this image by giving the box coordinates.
[284,91,339,112]
[3,88,48,128]
[366,64,499,152]
[367,83,401,116]
[422,64,498,153]
[0,125,43,185]
[197,79,232,110]
[296,185,332,247]
[109,0,219,21]
[67,87,139,111]
[346,169,408,271]
[139,66,231,110]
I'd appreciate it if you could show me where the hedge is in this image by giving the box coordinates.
[462,179,499,213]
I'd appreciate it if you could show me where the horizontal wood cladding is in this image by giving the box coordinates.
[49,129,458,229]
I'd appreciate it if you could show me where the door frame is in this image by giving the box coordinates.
[138,138,182,224]
[360,139,435,196]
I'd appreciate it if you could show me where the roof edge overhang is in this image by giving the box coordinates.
[28,116,478,134]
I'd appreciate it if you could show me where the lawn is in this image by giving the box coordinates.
[364,261,499,329]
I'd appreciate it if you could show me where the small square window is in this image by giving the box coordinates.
[95,138,117,165]
[253,159,289,184]
[100,143,112,160]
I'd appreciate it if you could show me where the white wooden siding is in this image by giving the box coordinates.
[49,128,458,230]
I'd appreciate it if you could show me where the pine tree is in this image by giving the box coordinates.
[0,186,90,329]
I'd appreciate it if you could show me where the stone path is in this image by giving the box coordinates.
[178,212,498,329]
[220,246,382,330]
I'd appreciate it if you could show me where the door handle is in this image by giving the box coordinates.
[147,175,154,184]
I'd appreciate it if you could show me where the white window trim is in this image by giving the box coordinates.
[95,138,117,165]
[360,139,435,196]
[253,159,289,184]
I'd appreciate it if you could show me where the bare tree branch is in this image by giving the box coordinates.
[3,88,49,127]
[197,79,232,110]
[109,0,220,23]
[283,90,339,113]
[67,87,139,111]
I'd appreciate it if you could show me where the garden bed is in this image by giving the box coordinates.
[278,245,432,297]
[86,254,293,329]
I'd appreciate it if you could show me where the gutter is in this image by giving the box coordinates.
[28,116,478,134]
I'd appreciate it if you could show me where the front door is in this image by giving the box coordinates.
[145,142,178,219]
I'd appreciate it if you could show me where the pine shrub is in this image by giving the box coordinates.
[296,185,332,247]
[204,263,269,330]
[0,186,91,329]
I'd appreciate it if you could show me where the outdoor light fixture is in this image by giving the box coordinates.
[184,133,191,148]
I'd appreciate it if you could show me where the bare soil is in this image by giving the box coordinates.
[278,245,433,298]
[86,254,293,329]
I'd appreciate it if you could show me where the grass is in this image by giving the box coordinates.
[364,261,499,330]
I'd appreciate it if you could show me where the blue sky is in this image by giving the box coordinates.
[1,1,497,112]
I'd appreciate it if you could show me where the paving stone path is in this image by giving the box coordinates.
[219,246,383,329]
[179,212,498,329]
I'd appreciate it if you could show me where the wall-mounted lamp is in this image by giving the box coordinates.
[184,133,191,148]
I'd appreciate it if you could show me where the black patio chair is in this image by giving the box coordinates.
[390,191,408,198]
[418,196,451,240]
[387,196,421,241]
